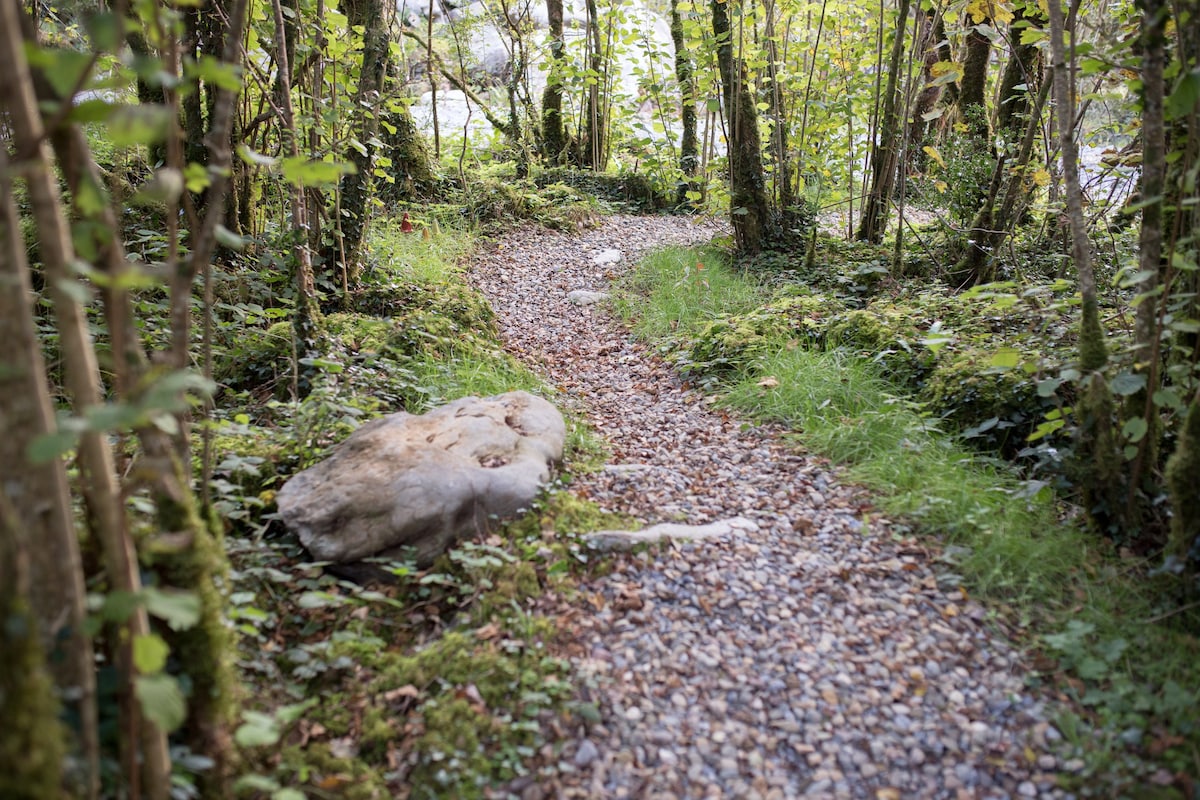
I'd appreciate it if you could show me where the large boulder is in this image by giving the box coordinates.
[277,391,565,566]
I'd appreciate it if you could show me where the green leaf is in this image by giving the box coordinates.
[100,590,141,623]
[27,428,80,463]
[272,789,307,800]
[234,775,281,793]
[296,591,344,609]
[1153,388,1183,410]
[142,587,201,631]
[27,46,93,98]
[1166,70,1200,121]
[106,104,173,147]
[85,12,122,51]
[133,633,171,674]
[235,711,282,747]
[184,163,211,193]
[135,673,187,732]
[280,156,355,188]
[1077,656,1109,681]
[188,55,244,92]
[1121,417,1148,443]
[215,225,247,251]
[988,347,1021,369]
[69,98,116,124]
[276,698,319,724]
[1036,377,1063,397]
[1109,371,1147,396]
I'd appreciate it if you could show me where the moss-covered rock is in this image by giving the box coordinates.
[826,307,934,389]
[685,294,839,379]
[926,348,1047,452]
[350,281,496,332]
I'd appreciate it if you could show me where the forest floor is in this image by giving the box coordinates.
[468,216,1074,799]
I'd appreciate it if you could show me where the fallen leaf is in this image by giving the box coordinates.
[382,685,420,703]
[758,376,780,388]
[475,622,502,640]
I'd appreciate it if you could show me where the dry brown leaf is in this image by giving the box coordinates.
[475,622,502,640]
[382,685,420,703]
[757,375,780,388]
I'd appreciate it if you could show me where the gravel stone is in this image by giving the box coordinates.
[468,216,1070,799]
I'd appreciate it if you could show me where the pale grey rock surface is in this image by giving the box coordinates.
[567,289,610,306]
[592,248,623,265]
[276,390,565,566]
[584,517,760,552]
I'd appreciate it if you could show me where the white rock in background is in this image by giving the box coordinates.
[592,248,623,265]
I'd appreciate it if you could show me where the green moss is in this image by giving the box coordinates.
[1074,373,1125,535]
[826,307,934,389]
[925,348,1048,449]
[1079,299,1109,373]
[325,629,571,797]
[0,577,65,799]
[1166,398,1200,569]
[685,294,837,379]
[278,742,389,799]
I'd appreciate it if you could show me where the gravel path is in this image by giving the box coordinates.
[469,216,1070,799]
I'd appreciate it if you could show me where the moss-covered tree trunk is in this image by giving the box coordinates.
[856,0,910,243]
[670,0,699,205]
[379,89,436,202]
[540,0,569,163]
[580,0,607,170]
[957,22,992,142]
[335,0,388,289]
[1047,0,1122,535]
[994,8,1042,143]
[712,0,772,254]
[950,79,1050,287]
[1166,394,1200,571]
[0,494,66,800]
[0,24,99,797]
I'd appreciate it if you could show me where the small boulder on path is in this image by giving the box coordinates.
[567,289,610,306]
[277,391,565,566]
[583,517,760,552]
[592,248,623,266]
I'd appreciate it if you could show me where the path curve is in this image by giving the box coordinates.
[469,216,1068,799]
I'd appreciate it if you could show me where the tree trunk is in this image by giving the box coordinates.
[0,491,65,800]
[271,0,321,397]
[670,0,699,204]
[856,0,910,243]
[334,0,388,290]
[994,8,1042,142]
[958,23,992,141]
[0,16,99,796]
[580,0,607,169]
[950,79,1050,286]
[764,0,793,212]
[712,0,772,254]
[906,6,944,169]
[541,0,569,163]
[1048,0,1121,534]
[26,8,246,788]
